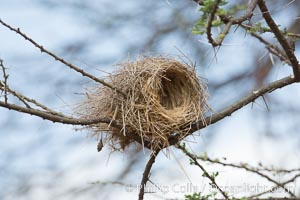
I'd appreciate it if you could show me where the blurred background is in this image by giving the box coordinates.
[0,0,299,199]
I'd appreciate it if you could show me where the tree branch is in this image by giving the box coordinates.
[138,149,160,200]
[257,0,300,80]
[247,31,291,65]
[206,0,222,47]
[0,82,64,116]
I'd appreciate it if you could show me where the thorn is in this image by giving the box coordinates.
[97,140,104,152]
[261,95,269,112]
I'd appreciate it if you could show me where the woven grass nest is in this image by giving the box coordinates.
[77,56,209,151]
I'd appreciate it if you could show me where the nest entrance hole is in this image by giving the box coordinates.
[159,69,190,110]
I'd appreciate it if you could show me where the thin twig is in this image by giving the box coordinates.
[0,18,126,96]
[248,31,290,65]
[231,0,258,24]
[205,0,233,47]
[259,166,300,173]
[138,149,160,200]
[3,84,64,116]
[0,58,8,104]
[2,86,31,108]
[216,21,232,45]
[177,144,229,199]
[287,32,300,38]
[193,0,258,25]
[206,0,222,47]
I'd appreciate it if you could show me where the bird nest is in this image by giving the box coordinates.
[77,56,209,151]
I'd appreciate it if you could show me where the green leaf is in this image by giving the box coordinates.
[189,158,195,165]
[212,19,222,26]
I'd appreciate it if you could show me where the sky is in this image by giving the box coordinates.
[0,0,299,199]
